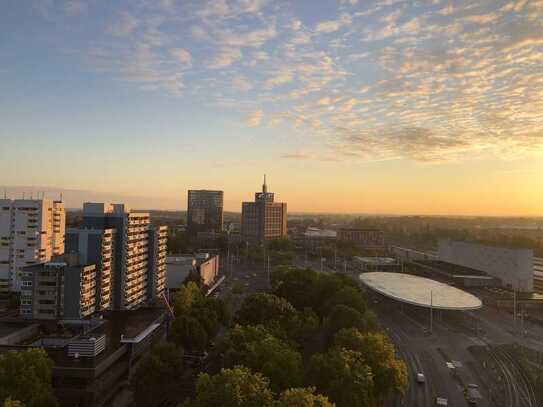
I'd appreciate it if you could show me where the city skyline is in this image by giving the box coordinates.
[1,0,543,216]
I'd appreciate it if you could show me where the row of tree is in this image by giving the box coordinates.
[181,266,407,407]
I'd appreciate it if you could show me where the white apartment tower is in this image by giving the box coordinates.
[0,199,65,292]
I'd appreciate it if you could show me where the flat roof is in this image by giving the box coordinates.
[360,272,483,310]
[354,256,397,265]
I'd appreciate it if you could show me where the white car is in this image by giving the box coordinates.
[436,397,448,406]
[416,373,425,383]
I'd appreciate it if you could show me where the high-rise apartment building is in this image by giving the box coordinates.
[0,199,65,293]
[66,228,116,312]
[148,226,167,299]
[187,190,224,236]
[80,203,166,310]
[20,253,97,320]
[241,177,287,244]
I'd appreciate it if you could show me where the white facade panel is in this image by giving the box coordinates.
[438,239,533,291]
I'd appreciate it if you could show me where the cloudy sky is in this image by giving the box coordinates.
[1,0,542,215]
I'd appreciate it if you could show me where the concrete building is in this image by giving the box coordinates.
[148,226,167,299]
[65,228,116,312]
[187,190,224,236]
[20,254,97,320]
[303,228,337,253]
[337,228,385,248]
[80,203,167,310]
[438,239,534,292]
[534,257,543,293]
[0,198,65,293]
[241,176,287,244]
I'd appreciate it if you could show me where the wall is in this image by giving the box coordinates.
[438,239,534,291]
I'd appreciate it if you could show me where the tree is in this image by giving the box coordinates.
[236,293,297,330]
[218,325,303,392]
[326,305,369,338]
[272,267,321,310]
[3,399,25,407]
[130,342,189,407]
[185,366,274,407]
[268,238,295,251]
[306,348,373,407]
[324,286,366,316]
[174,282,203,315]
[334,329,407,398]
[170,315,208,351]
[276,388,334,407]
[0,348,58,407]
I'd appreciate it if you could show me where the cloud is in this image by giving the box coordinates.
[315,13,352,33]
[231,75,253,91]
[209,48,242,69]
[170,48,192,66]
[243,109,264,127]
[108,12,139,37]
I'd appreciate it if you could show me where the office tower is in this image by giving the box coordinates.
[187,190,224,236]
[0,198,65,293]
[20,253,97,320]
[241,176,287,244]
[66,228,116,312]
[80,203,166,310]
[148,226,167,299]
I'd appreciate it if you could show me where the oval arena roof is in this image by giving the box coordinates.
[360,272,482,310]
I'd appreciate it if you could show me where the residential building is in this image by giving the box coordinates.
[65,228,116,312]
[438,239,534,291]
[534,257,543,293]
[241,176,287,244]
[148,226,167,299]
[20,253,97,320]
[80,203,166,310]
[0,198,65,293]
[187,190,224,236]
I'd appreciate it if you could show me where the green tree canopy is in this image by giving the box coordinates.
[272,267,321,311]
[326,305,369,338]
[170,315,208,351]
[130,342,189,407]
[307,348,373,407]
[324,286,366,316]
[3,398,25,407]
[236,293,296,330]
[185,366,274,407]
[174,282,203,315]
[276,388,334,407]
[334,329,407,398]
[218,325,303,392]
[0,348,58,407]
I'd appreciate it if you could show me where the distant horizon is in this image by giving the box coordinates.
[3,184,542,219]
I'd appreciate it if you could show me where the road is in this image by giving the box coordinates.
[373,298,488,407]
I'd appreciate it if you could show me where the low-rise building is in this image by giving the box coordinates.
[20,254,98,320]
[337,228,385,249]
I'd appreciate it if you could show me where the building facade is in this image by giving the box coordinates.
[187,190,224,236]
[337,228,385,248]
[66,228,115,312]
[20,254,97,320]
[148,226,167,299]
[241,177,287,244]
[0,199,65,293]
[80,203,167,310]
[438,239,534,291]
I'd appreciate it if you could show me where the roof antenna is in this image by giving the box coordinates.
[60,192,63,202]
[262,174,267,193]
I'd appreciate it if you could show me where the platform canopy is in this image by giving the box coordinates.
[360,272,482,310]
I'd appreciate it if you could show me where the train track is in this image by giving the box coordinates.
[483,342,537,407]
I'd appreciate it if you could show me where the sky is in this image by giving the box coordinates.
[1,0,542,215]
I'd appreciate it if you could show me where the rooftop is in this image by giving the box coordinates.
[360,272,483,310]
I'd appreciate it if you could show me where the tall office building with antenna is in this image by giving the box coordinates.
[241,175,287,244]
[0,198,65,293]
